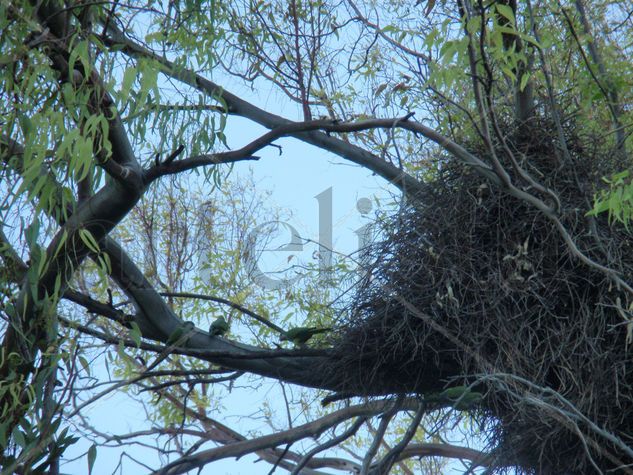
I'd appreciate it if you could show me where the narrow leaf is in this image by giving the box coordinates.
[87,444,97,474]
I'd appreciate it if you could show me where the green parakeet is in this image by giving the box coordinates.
[438,385,483,410]
[166,321,195,345]
[280,326,331,345]
[209,316,229,337]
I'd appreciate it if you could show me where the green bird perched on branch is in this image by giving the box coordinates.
[209,316,229,337]
[427,385,483,410]
[280,326,331,346]
[166,321,195,346]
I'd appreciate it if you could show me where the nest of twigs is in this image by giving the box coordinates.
[330,120,633,473]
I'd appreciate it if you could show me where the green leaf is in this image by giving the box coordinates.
[17,111,34,138]
[78,229,100,253]
[374,83,387,97]
[612,170,630,183]
[501,67,516,81]
[120,66,137,104]
[129,322,142,348]
[519,72,530,92]
[495,4,515,24]
[12,428,25,449]
[79,356,91,376]
[87,444,97,474]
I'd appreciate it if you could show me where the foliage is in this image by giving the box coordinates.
[1,0,633,474]
[588,170,633,228]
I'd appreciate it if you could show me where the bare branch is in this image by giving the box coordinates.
[361,397,402,473]
[290,417,367,475]
[153,399,423,475]
[103,25,425,195]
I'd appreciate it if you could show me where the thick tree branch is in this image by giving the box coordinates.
[23,3,142,185]
[1,135,453,396]
[103,25,426,195]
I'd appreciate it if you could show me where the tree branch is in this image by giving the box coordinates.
[153,399,423,475]
[103,24,426,195]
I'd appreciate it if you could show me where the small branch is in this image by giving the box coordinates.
[481,372,633,462]
[63,288,133,327]
[347,0,431,62]
[570,0,627,156]
[290,417,366,475]
[158,291,286,335]
[138,373,242,392]
[152,398,420,475]
[370,401,425,474]
[321,392,356,406]
[361,397,402,474]
[162,144,185,165]
[103,25,425,195]
[397,443,490,467]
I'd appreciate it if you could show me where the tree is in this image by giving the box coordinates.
[0,0,632,474]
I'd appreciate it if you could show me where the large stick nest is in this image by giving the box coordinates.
[330,121,633,473]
